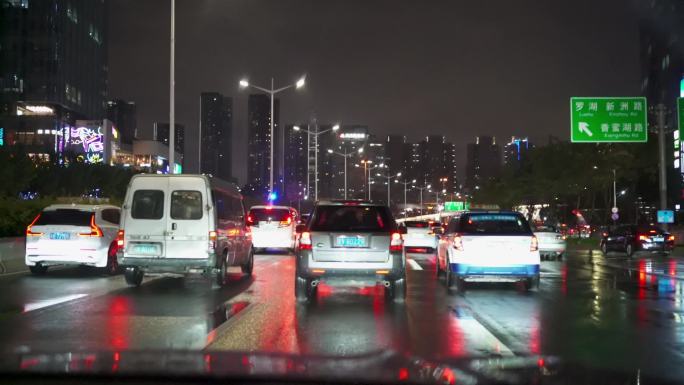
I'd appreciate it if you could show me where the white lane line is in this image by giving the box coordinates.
[407,258,423,270]
[22,294,88,313]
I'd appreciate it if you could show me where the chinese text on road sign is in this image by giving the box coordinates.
[570,97,648,143]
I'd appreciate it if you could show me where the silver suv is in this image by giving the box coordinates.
[294,201,407,302]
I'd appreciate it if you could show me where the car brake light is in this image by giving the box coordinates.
[530,236,538,252]
[668,235,675,242]
[300,231,312,250]
[452,235,464,251]
[280,216,292,226]
[638,234,648,241]
[602,232,608,237]
[117,230,125,247]
[26,213,43,237]
[390,232,403,252]
[79,215,103,237]
[246,215,255,226]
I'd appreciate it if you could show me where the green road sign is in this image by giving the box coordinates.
[444,201,470,212]
[570,97,648,143]
[678,98,684,133]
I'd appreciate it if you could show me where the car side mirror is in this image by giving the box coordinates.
[295,224,306,234]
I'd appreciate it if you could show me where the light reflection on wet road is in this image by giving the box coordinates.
[1,249,684,380]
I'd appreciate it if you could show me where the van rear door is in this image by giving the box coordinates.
[126,177,167,257]
[165,177,210,259]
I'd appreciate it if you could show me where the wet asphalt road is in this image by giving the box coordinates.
[1,250,684,381]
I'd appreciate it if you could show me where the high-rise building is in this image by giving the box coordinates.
[323,125,368,199]
[246,94,280,192]
[283,124,309,201]
[385,135,409,176]
[106,100,137,145]
[153,122,185,166]
[465,136,501,189]
[200,92,233,181]
[503,136,534,169]
[0,0,108,159]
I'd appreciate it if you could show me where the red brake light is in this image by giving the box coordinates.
[390,232,403,252]
[638,234,648,241]
[246,215,255,226]
[116,230,125,247]
[452,235,464,251]
[79,215,103,237]
[530,236,538,252]
[602,232,608,237]
[280,216,292,226]
[26,213,43,237]
[300,232,312,250]
[668,235,675,242]
[649,230,657,234]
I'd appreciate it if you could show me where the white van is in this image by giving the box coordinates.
[247,205,297,253]
[117,174,253,287]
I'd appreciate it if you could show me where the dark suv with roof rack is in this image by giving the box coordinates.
[294,200,407,302]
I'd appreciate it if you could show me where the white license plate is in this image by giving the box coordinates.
[653,236,664,242]
[133,244,160,255]
[49,232,71,240]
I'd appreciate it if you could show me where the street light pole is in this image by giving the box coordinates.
[328,146,362,200]
[294,124,338,201]
[239,76,306,197]
[169,0,175,173]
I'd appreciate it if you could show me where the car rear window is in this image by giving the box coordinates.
[248,208,290,222]
[534,225,558,232]
[131,190,164,219]
[310,205,394,232]
[404,221,430,228]
[171,191,203,220]
[35,209,92,226]
[459,213,532,235]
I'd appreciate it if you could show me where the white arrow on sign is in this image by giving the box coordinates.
[579,122,593,137]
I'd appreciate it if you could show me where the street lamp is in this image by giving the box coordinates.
[328,147,363,199]
[395,178,416,218]
[292,123,339,201]
[239,75,306,198]
[377,170,401,206]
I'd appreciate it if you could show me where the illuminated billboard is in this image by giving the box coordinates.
[58,120,115,164]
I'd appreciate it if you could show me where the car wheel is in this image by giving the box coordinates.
[388,278,407,302]
[241,248,254,276]
[524,275,540,291]
[445,267,453,289]
[103,243,120,276]
[216,251,228,287]
[29,264,48,276]
[295,275,313,302]
[124,267,143,286]
[455,276,466,292]
[600,242,607,255]
[626,243,634,257]
[436,254,444,277]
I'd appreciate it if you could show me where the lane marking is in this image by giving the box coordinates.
[407,258,423,270]
[23,294,88,313]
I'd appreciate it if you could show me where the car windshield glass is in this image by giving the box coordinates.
[34,209,91,226]
[310,206,393,232]
[171,191,203,220]
[460,214,532,235]
[248,208,290,222]
[131,190,164,219]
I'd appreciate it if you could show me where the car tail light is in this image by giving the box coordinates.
[279,215,292,226]
[602,232,608,237]
[299,231,312,250]
[668,235,675,242]
[117,230,125,247]
[638,234,648,241]
[209,230,217,249]
[26,214,43,237]
[79,215,103,237]
[530,236,538,252]
[452,235,464,251]
[390,232,403,252]
[246,215,255,226]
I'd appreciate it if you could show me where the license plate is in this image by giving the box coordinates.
[49,232,71,240]
[335,236,366,248]
[653,236,664,242]
[133,244,159,255]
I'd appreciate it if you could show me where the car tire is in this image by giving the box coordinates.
[455,276,466,292]
[124,267,143,286]
[436,256,444,277]
[29,264,48,276]
[600,242,608,255]
[388,278,407,302]
[524,275,540,291]
[295,275,313,302]
[626,243,634,257]
[216,251,228,287]
[241,248,254,276]
[103,243,120,276]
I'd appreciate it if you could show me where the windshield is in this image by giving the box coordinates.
[4,1,684,383]
[34,209,92,226]
[310,205,394,232]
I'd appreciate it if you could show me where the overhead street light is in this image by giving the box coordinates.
[238,75,306,200]
[327,146,364,199]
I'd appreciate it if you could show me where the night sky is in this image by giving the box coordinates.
[108,0,641,184]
